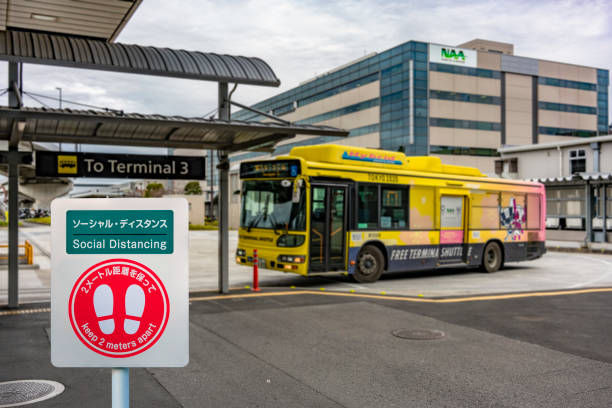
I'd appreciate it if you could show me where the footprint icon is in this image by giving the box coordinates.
[93,284,115,335]
[124,284,145,335]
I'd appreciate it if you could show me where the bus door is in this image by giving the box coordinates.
[309,184,347,272]
[438,191,469,264]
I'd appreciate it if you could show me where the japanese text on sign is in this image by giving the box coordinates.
[66,210,174,254]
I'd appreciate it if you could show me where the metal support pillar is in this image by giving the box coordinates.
[8,62,21,108]
[585,183,592,244]
[7,148,19,307]
[209,149,214,218]
[7,61,21,308]
[218,82,230,294]
[603,184,608,242]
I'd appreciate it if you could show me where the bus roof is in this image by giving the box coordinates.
[287,145,486,178]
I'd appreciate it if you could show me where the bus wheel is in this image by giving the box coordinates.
[354,245,384,283]
[482,242,503,273]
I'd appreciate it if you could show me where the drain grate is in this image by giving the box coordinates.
[392,328,445,340]
[0,380,65,407]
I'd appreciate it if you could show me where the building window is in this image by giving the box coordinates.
[539,127,597,138]
[569,149,586,174]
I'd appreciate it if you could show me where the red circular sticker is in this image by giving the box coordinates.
[68,259,169,358]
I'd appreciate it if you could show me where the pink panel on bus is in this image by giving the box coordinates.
[440,230,463,244]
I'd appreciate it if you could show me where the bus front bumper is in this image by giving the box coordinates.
[235,248,308,276]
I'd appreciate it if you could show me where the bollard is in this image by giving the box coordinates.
[252,249,260,292]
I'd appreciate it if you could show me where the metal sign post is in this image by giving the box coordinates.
[112,368,129,408]
[51,198,189,406]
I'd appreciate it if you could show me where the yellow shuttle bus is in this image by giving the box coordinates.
[236,145,546,283]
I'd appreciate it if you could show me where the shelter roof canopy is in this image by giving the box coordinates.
[0,106,349,151]
[0,29,280,86]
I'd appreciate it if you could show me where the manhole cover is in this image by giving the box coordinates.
[392,329,445,340]
[0,380,65,407]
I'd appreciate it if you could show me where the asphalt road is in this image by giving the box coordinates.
[1,226,612,407]
[1,288,611,407]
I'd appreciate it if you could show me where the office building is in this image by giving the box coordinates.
[230,38,609,174]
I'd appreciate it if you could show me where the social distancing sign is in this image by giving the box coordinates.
[51,198,188,367]
[69,259,169,358]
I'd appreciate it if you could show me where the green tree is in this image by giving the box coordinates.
[144,182,164,197]
[184,181,203,195]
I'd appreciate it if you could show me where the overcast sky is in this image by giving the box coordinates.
[2,0,611,122]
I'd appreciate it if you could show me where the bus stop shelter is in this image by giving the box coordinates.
[0,29,349,307]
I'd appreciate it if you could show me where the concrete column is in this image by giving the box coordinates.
[532,76,538,144]
[500,72,506,146]
[585,183,592,243]
[603,184,608,242]
[591,142,600,173]
[218,82,229,294]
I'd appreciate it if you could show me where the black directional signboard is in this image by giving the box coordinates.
[36,151,205,179]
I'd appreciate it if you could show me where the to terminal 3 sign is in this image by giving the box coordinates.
[36,151,205,180]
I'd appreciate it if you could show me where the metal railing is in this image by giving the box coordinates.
[0,240,33,265]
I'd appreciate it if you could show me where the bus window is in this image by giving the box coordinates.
[470,192,500,230]
[500,192,526,231]
[527,194,541,229]
[357,184,378,229]
[410,187,434,230]
[240,180,306,231]
[440,196,464,229]
[381,187,408,229]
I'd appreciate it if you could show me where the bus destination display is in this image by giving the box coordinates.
[240,160,301,178]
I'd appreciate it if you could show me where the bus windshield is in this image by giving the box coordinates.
[240,180,306,231]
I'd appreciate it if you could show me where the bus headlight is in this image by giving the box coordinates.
[278,255,305,264]
[277,234,305,247]
[236,249,246,257]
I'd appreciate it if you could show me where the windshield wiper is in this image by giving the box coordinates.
[267,212,281,235]
[246,212,263,232]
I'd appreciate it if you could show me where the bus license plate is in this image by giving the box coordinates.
[258,258,266,268]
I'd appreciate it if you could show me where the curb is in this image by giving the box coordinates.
[546,246,612,255]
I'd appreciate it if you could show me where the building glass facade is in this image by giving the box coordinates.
[233,40,431,158]
[228,39,609,174]
[597,69,609,134]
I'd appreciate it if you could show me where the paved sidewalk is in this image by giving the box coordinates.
[547,239,612,253]
[4,226,612,305]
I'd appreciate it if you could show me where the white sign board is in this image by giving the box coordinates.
[51,198,189,367]
[429,44,477,68]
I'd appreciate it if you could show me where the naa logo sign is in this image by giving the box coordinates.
[429,44,477,68]
[441,48,465,62]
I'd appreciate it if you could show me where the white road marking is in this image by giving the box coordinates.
[568,254,612,288]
